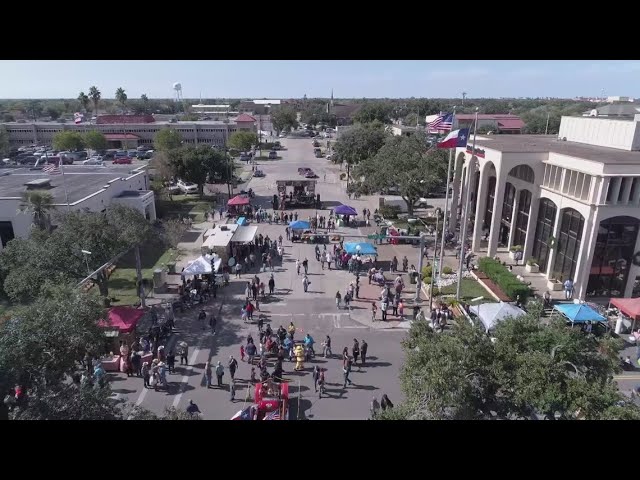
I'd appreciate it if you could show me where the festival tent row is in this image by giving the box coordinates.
[553,303,606,324]
[182,254,223,277]
[469,302,526,332]
[201,224,258,260]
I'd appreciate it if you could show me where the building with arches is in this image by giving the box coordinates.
[450,114,640,300]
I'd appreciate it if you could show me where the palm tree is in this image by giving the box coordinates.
[19,190,54,231]
[115,87,128,113]
[88,86,101,118]
[140,94,149,114]
[78,91,90,113]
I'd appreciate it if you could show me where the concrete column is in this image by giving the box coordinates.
[472,166,489,252]
[633,179,640,205]
[522,190,539,263]
[573,209,598,300]
[596,177,609,204]
[507,187,521,250]
[610,177,621,204]
[487,169,507,257]
[449,153,464,234]
[546,207,564,280]
[621,177,633,205]
[624,226,640,297]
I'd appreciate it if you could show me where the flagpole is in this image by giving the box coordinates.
[456,107,479,301]
[59,163,71,212]
[438,106,456,285]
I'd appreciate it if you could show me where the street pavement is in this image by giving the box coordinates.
[109,136,410,420]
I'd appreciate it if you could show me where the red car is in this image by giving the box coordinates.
[113,157,133,164]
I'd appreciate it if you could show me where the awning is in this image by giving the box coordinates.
[469,301,526,332]
[98,307,145,333]
[343,242,377,256]
[335,204,358,216]
[609,297,640,321]
[182,254,222,276]
[231,225,258,244]
[289,220,310,230]
[228,195,250,206]
[553,303,605,323]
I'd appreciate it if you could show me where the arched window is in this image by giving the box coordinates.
[513,189,532,248]
[508,165,535,184]
[552,208,585,282]
[532,198,557,273]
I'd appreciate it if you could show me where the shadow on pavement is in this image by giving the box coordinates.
[359,361,392,368]
[289,398,313,420]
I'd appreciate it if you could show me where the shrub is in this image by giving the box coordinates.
[526,258,538,266]
[477,257,531,301]
[340,173,347,180]
[379,204,402,219]
[424,277,432,286]
[442,266,453,275]
[421,265,433,279]
[510,245,523,252]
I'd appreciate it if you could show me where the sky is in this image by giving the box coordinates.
[0,60,639,99]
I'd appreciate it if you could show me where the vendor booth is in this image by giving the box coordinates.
[469,302,526,332]
[553,303,606,325]
[289,220,310,242]
[202,224,239,260]
[97,307,149,372]
[343,242,377,256]
[182,254,223,277]
[227,195,252,218]
[608,297,640,334]
[335,204,358,227]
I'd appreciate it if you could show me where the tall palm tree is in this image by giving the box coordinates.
[115,87,127,113]
[140,94,149,114]
[19,191,54,231]
[78,91,90,113]
[88,86,101,117]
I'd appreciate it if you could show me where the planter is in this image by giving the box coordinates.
[509,251,523,260]
[525,263,539,273]
[547,279,563,291]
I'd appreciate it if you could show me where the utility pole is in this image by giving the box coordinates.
[428,214,440,310]
[134,245,146,308]
[545,112,550,135]
[439,106,456,283]
[415,234,425,303]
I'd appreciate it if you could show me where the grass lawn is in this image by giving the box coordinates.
[157,194,218,223]
[106,243,181,306]
[438,278,494,304]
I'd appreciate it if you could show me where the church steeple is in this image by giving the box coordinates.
[330,88,334,107]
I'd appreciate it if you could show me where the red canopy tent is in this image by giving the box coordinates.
[228,195,250,206]
[609,297,640,321]
[98,307,145,333]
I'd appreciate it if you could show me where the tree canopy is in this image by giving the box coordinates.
[169,145,230,193]
[154,128,183,152]
[88,86,101,116]
[228,131,258,152]
[52,131,85,151]
[333,122,389,167]
[353,102,393,124]
[19,190,54,231]
[271,106,298,134]
[0,126,9,157]
[380,312,640,420]
[115,87,127,112]
[77,91,90,113]
[355,132,447,215]
[83,130,107,151]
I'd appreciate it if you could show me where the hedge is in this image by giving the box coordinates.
[477,257,531,301]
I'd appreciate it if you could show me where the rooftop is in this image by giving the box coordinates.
[456,113,523,120]
[235,113,257,122]
[468,135,640,165]
[97,115,155,124]
[0,165,146,203]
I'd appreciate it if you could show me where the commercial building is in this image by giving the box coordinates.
[454,114,524,134]
[451,114,640,300]
[1,114,257,149]
[0,165,154,250]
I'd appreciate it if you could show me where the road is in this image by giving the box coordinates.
[110,135,407,420]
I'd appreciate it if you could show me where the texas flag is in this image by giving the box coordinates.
[436,128,470,149]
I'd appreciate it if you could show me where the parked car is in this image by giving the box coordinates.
[112,157,133,164]
[253,170,265,177]
[298,167,312,175]
[268,150,278,159]
[278,132,287,138]
[414,197,429,208]
[177,180,198,194]
[83,156,104,165]
[305,171,318,179]
[326,154,333,161]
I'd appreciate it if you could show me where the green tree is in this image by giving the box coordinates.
[334,122,389,185]
[356,132,446,216]
[28,100,43,121]
[170,145,229,195]
[83,130,107,152]
[381,312,640,420]
[0,284,105,390]
[46,106,61,120]
[52,131,85,151]
[88,86,101,117]
[271,106,298,134]
[77,92,90,113]
[115,87,128,113]
[353,102,392,124]
[154,128,183,152]
[19,190,54,231]
[140,93,149,112]
[228,131,258,152]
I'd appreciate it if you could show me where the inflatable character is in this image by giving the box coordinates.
[293,344,305,371]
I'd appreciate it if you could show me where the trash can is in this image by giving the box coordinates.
[413,305,420,320]
[167,262,176,274]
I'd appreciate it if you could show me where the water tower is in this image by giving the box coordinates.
[173,82,183,103]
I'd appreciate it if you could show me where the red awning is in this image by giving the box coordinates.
[104,133,140,140]
[98,307,145,333]
[228,195,250,206]
[609,297,640,321]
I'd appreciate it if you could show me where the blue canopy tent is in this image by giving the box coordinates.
[289,220,310,230]
[343,242,377,256]
[335,204,358,216]
[553,303,606,323]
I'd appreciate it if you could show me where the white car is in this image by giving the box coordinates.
[415,197,429,208]
[177,180,198,194]
[278,132,286,138]
[83,156,104,165]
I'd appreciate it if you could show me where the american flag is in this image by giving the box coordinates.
[263,409,281,420]
[42,163,61,175]
[427,113,453,133]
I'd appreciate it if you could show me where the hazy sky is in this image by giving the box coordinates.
[0,60,638,99]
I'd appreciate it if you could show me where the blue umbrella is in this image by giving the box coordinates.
[344,242,377,255]
[289,220,310,230]
[335,204,358,216]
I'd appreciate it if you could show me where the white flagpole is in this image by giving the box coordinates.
[456,108,479,301]
[438,106,457,284]
[59,162,71,212]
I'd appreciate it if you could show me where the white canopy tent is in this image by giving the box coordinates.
[182,254,222,277]
[469,301,526,332]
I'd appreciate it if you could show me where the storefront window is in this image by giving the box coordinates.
[532,198,557,273]
[499,183,516,247]
[553,208,584,282]
[587,216,640,298]
[484,176,497,228]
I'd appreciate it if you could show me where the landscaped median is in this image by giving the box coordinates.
[476,257,532,302]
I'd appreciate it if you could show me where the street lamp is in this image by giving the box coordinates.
[81,249,92,276]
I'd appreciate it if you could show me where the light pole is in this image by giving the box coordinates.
[428,214,440,310]
[81,249,92,276]
[415,234,425,303]
[439,106,457,283]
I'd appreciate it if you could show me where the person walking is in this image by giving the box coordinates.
[302,258,309,275]
[302,275,311,293]
[335,291,342,309]
[320,255,326,270]
[322,335,332,358]
[381,298,388,322]
[215,361,224,387]
[343,357,353,388]
[230,379,236,401]
[352,339,360,366]
[380,394,394,411]
[370,396,380,419]
[141,362,150,388]
[198,308,207,330]
[312,365,320,392]
[166,350,176,374]
[371,302,378,322]
[326,252,332,270]
[268,275,275,295]
[228,356,238,380]
[178,342,188,366]
[131,351,142,377]
[296,259,301,275]
[235,262,242,278]
[240,345,246,362]
[360,339,368,366]
[315,244,321,262]
[204,361,213,388]
[209,314,217,335]
[563,278,574,300]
